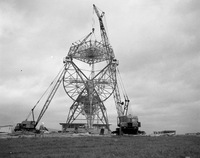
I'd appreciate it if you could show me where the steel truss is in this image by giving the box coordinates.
[62,5,119,131]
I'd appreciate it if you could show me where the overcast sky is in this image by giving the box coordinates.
[0,0,200,134]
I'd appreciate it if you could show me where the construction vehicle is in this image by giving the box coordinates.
[115,115,141,135]
[93,5,141,135]
[14,121,36,132]
[14,68,65,132]
[113,79,141,135]
[111,75,141,135]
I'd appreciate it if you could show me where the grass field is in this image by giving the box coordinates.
[0,135,200,158]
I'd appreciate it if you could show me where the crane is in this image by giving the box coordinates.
[93,4,141,135]
[14,67,67,132]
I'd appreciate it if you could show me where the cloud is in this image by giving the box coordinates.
[0,0,200,134]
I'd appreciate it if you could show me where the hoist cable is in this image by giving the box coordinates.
[116,68,130,116]
[26,66,64,120]
[117,68,128,99]
[36,66,65,122]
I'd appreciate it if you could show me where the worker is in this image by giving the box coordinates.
[100,127,105,135]
[39,122,46,137]
[74,126,78,133]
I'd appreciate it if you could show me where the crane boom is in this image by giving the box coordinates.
[93,4,127,117]
[113,73,130,117]
[93,5,141,135]
[113,84,123,116]
[35,67,66,127]
[93,4,114,59]
[68,31,93,58]
[14,67,67,132]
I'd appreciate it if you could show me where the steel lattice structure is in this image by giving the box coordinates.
[14,5,133,133]
[63,38,118,130]
[62,5,119,130]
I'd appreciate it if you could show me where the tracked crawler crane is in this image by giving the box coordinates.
[93,5,141,135]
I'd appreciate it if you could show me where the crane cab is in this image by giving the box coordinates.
[63,56,72,63]
[114,114,141,135]
[14,120,36,132]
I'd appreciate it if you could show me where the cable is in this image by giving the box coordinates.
[117,68,128,99]
[25,66,64,120]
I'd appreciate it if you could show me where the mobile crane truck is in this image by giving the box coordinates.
[93,4,142,135]
[14,68,66,133]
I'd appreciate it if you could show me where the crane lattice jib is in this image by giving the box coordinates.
[93,4,115,59]
[113,84,123,117]
[35,67,66,127]
[93,5,128,117]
